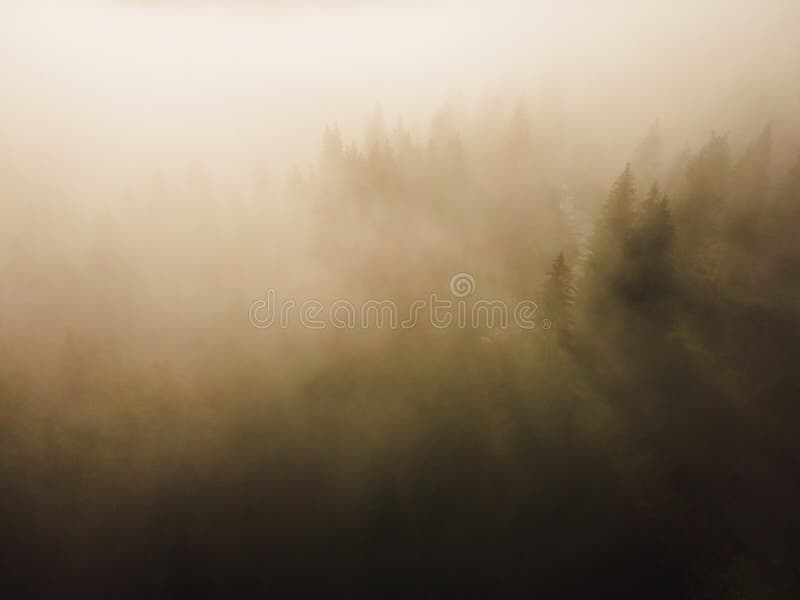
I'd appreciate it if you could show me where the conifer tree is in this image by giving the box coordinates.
[719,125,772,293]
[543,252,576,332]
[778,153,800,209]
[674,132,731,287]
[586,164,636,277]
[321,124,344,174]
[632,121,661,187]
[731,124,771,209]
[762,154,800,306]
[627,182,675,310]
[365,104,388,151]
[580,164,638,321]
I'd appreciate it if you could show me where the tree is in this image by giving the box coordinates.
[777,153,800,209]
[365,104,388,151]
[761,153,800,308]
[585,164,637,281]
[685,131,731,210]
[428,103,466,182]
[718,125,772,294]
[580,164,638,324]
[632,121,662,188]
[731,124,771,209]
[321,124,344,175]
[626,182,675,311]
[600,163,636,240]
[543,252,576,332]
[674,132,731,288]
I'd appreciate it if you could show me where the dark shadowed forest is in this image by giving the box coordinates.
[2,1,800,598]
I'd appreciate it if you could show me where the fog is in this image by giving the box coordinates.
[2,0,800,597]
[3,0,799,168]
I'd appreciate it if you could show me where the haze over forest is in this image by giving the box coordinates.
[2,1,800,597]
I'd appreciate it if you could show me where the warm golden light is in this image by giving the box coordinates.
[1,1,799,597]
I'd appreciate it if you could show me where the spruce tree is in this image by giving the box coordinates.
[720,125,772,294]
[580,165,638,327]
[543,252,576,331]
[585,164,637,287]
[632,121,662,188]
[674,132,731,288]
[628,182,675,311]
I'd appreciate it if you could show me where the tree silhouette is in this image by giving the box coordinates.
[626,182,675,312]
[582,164,637,315]
[631,120,661,187]
[543,251,576,332]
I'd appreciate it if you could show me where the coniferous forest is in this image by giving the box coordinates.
[2,1,800,598]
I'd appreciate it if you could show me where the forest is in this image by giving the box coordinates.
[2,1,800,598]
